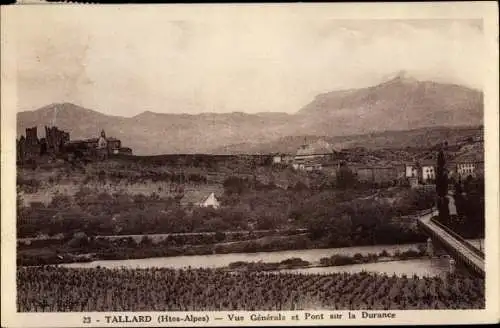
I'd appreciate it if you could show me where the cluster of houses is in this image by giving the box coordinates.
[272,139,484,188]
[65,129,132,160]
[177,141,485,210]
[16,126,132,163]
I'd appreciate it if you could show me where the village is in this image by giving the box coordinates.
[272,135,484,190]
[9,4,498,314]
[7,4,494,317]
[16,124,485,266]
[16,125,484,210]
[17,126,132,164]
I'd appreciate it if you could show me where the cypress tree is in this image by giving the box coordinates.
[436,147,449,220]
[436,149,448,197]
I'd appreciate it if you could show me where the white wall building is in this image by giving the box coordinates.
[405,164,419,178]
[180,191,220,209]
[457,162,478,178]
[422,165,436,182]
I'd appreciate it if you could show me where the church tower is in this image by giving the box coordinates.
[97,129,108,160]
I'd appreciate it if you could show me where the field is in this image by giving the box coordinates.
[17,267,484,312]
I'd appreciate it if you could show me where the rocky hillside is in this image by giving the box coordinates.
[211,126,483,154]
[17,73,483,155]
[295,72,483,136]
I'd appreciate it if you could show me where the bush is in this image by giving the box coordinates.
[17,176,41,193]
[353,253,363,261]
[280,258,310,268]
[214,231,226,242]
[379,250,389,257]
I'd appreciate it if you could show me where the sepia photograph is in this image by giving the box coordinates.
[1,2,499,327]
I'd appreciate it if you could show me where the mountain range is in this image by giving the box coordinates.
[17,73,483,155]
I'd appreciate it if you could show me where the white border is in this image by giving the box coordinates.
[2,2,499,327]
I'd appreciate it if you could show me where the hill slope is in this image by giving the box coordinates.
[295,73,483,136]
[17,73,483,155]
[210,126,483,154]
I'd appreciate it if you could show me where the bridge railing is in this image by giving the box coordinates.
[400,208,435,220]
[429,217,485,259]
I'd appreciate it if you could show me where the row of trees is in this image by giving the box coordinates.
[435,144,484,238]
[447,177,485,238]
[85,170,209,185]
[17,181,434,246]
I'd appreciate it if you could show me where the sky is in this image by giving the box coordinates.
[9,6,485,116]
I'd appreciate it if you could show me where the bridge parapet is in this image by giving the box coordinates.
[418,213,484,278]
[430,217,484,259]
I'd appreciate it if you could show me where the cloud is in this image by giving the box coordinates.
[10,8,484,116]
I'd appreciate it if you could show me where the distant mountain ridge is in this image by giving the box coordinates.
[17,73,483,155]
[211,126,483,155]
[295,73,482,136]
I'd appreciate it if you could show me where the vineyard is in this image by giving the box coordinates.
[17,267,484,312]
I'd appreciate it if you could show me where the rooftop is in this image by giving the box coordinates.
[355,166,395,170]
[452,152,484,163]
[179,186,223,206]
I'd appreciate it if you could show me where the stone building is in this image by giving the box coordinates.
[453,153,484,179]
[16,136,26,162]
[355,166,398,184]
[64,129,130,160]
[96,130,109,160]
[293,139,337,171]
[322,160,343,177]
[405,162,419,179]
[44,126,70,155]
[107,137,122,154]
[420,160,436,184]
[18,127,41,161]
[272,153,294,166]
[17,126,71,162]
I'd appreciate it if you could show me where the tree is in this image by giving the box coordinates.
[436,149,448,197]
[454,181,465,217]
[140,236,153,247]
[214,231,226,242]
[223,176,248,195]
[49,194,73,209]
[336,165,356,190]
[436,148,449,220]
[414,161,421,183]
[67,232,89,249]
[98,170,107,184]
[16,190,25,218]
[292,181,308,192]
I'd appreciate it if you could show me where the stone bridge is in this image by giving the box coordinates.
[417,208,485,278]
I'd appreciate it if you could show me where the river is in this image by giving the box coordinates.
[280,259,452,277]
[61,239,483,276]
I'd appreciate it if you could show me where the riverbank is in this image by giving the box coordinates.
[18,231,429,267]
[18,233,313,266]
[222,248,428,272]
